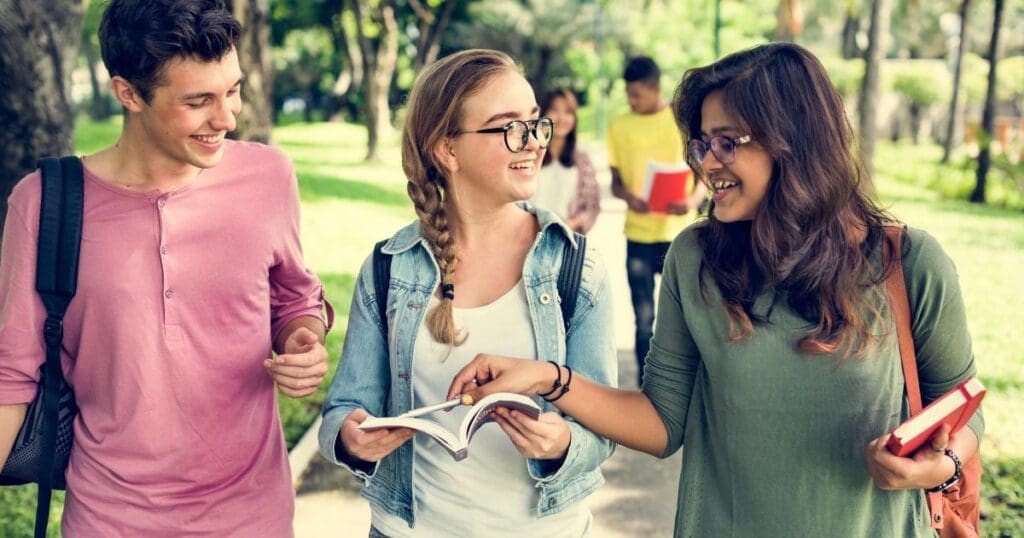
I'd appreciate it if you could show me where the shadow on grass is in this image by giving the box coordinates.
[297,171,408,206]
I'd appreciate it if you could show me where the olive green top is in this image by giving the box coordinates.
[643,225,983,538]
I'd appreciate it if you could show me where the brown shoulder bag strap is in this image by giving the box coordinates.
[883,224,945,529]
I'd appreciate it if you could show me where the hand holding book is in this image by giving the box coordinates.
[359,392,542,461]
[641,161,691,213]
[864,377,984,491]
[340,408,417,463]
[886,377,985,457]
[490,404,572,461]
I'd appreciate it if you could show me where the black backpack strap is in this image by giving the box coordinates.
[372,240,392,341]
[34,156,83,538]
[557,233,586,333]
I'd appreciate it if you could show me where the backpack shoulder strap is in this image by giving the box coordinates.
[34,155,83,538]
[372,239,392,341]
[36,156,84,308]
[557,233,587,333]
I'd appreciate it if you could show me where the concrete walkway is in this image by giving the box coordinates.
[292,142,682,537]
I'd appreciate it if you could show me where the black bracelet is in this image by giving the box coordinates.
[544,364,572,403]
[925,449,963,493]
[537,361,562,398]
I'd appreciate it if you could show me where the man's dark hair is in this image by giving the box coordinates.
[99,0,240,102]
[623,56,660,86]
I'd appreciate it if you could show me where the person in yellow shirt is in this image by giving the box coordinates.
[608,56,706,387]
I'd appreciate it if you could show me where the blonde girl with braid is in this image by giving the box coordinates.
[318,49,618,537]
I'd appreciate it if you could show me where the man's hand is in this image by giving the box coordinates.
[265,326,327,398]
[626,195,650,213]
[610,167,648,214]
[665,201,689,215]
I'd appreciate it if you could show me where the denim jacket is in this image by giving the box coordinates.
[318,203,618,528]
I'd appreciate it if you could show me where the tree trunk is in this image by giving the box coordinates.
[83,37,110,120]
[532,46,554,99]
[0,0,84,252]
[352,0,397,162]
[412,0,456,74]
[971,0,1005,204]
[775,0,804,42]
[942,0,971,164]
[840,2,860,59]
[321,0,361,122]
[906,0,922,143]
[230,0,273,143]
[857,0,892,177]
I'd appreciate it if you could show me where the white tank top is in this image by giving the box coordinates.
[371,280,592,537]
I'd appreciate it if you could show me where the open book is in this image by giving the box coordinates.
[886,376,986,457]
[641,160,691,213]
[358,392,541,461]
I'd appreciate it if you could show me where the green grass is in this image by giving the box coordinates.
[3,117,1021,536]
[876,141,1024,212]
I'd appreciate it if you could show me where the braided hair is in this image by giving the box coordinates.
[401,49,518,345]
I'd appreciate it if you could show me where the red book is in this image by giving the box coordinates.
[886,376,985,457]
[641,161,691,213]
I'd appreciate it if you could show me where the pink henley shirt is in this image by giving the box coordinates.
[0,140,328,536]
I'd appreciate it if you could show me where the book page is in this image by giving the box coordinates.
[359,416,462,456]
[459,393,541,445]
[887,377,985,456]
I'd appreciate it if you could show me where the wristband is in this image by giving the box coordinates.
[543,365,572,403]
[537,361,562,398]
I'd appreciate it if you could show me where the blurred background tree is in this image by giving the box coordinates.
[0,0,84,251]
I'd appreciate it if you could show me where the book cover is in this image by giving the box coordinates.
[358,392,541,461]
[641,161,691,213]
[886,376,986,457]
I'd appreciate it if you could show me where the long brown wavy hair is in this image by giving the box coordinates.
[540,88,578,168]
[673,43,897,359]
[401,49,518,345]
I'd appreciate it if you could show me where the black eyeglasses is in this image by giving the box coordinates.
[687,135,753,165]
[456,117,554,153]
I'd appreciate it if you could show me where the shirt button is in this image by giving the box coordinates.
[165,289,174,299]
[547,498,557,509]
[160,245,168,255]
[157,197,167,208]
[539,293,551,305]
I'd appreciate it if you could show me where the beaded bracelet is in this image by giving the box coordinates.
[925,449,963,493]
[543,364,572,403]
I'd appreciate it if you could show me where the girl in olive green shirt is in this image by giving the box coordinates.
[448,43,981,537]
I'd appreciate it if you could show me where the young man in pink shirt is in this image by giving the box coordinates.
[0,0,331,535]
